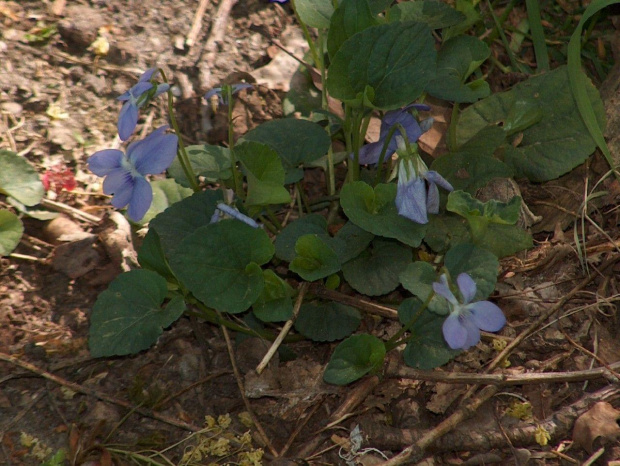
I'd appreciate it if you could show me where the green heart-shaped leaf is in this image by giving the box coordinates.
[0,150,44,206]
[341,181,427,247]
[169,220,274,314]
[0,210,23,256]
[342,238,412,296]
[290,234,341,281]
[326,22,436,110]
[294,302,361,341]
[235,141,291,206]
[89,270,186,357]
[456,66,605,181]
[323,334,386,385]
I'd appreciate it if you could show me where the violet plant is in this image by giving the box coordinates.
[85,0,608,386]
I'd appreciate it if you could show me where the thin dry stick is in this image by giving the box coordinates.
[363,385,620,453]
[256,282,309,374]
[219,325,279,458]
[0,352,204,432]
[185,0,210,48]
[386,358,620,386]
[311,285,399,320]
[279,400,324,457]
[378,255,620,465]
[204,0,238,61]
[40,198,101,224]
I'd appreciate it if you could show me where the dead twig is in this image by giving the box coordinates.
[385,357,620,386]
[203,0,238,65]
[186,0,210,49]
[364,384,620,453]
[311,285,399,320]
[256,282,309,374]
[0,352,204,433]
[40,198,101,224]
[219,324,279,457]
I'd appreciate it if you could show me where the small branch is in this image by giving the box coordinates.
[203,0,238,67]
[219,325,279,457]
[185,0,210,49]
[363,385,620,453]
[311,285,399,320]
[40,198,101,224]
[385,357,620,386]
[0,352,204,432]
[256,282,309,374]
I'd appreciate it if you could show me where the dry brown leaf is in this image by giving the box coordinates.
[573,401,620,453]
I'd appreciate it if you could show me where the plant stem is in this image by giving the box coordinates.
[226,86,244,199]
[158,70,200,192]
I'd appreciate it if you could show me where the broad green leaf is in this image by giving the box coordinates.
[168,144,231,187]
[423,213,470,253]
[388,1,465,29]
[235,141,291,206]
[327,0,379,60]
[323,334,386,385]
[137,228,176,282]
[294,302,361,341]
[427,35,490,103]
[89,270,186,357]
[342,239,412,296]
[444,243,498,299]
[447,191,532,257]
[290,234,341,281]
[275,214,329,262]
[431,126,512,193]
[326,22,436,110]
[447,190,521,225]
[242,119,331,183]
[139,178,193,224]
[252,270,294,322]
[456,66,605,181]
[399,299,460,369]
[443,0,481,41]
[0,150,44,206]
[0,210,23,256]
[295,0,334,28]
[149,189,223,256]
[475,223,533,258]
[399,261,449,315]
[169,220,274,314]
[341,181,427,247]
[330,221,374,263]
[431,153,513,194]
[283,67,323,118]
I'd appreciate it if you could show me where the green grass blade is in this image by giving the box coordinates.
[525,0,549,72]
[567,0,618,174]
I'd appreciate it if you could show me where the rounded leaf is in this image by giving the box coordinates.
[323,334,386,385]
[294,302,361,342]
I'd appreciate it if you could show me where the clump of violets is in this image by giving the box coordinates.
[89,126,178,221]
[357,103,431,165]
[117,68,170,141]
[395,149,453,224]
[433,273,506,350]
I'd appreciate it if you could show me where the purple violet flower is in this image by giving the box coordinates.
[88,126,178,221]
[117,68,170,141]
[211,203,259,228]
[357,103,431,165]
[433,273,506,350]
[205,83,253,106]
[395,155,453,224]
